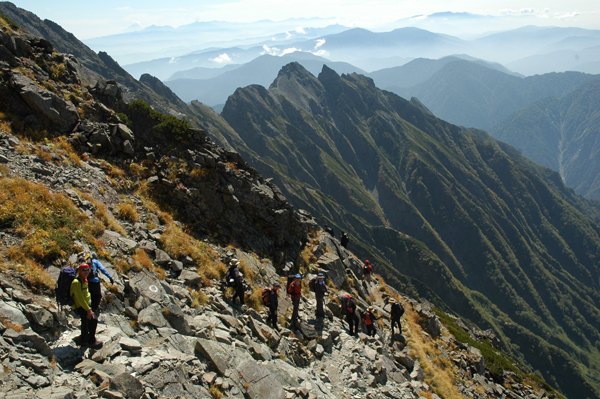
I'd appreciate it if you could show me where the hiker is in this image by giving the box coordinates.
[315,273,328,318]
[228,259,245,305]
[70,261,98,347]
[340,231,349,249]
[87,252,114,314]
[363,260,373,282]
[288,274,302,326]
[388,298,404,336]
[266,282,280,330]
[363,306,378,337]
[324,224,335,237]
[344,295,359,336]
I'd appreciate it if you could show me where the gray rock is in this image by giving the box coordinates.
[19,328,53,358]
[153,249,171,266]
[101,230,138,254]
[129,270,169,305]
[179,270,202,286]
[119,337,142,353]
[316,253,348,289]
[236,359,286,399]
[25,304,54,329]
[0,302,30,328]
[138,303,169,328]
[195,338,253,376]
[34,386,76,398]
[109,373,144,399]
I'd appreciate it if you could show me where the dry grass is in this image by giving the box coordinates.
[300,244,317,267]
[190,289,208,308]
[112,257,131,274]
[115,203,139,223]
[246,286,264,311]
[403,305,465,399]
[0,178,103,264]
[159,222,224,283]
[1,248,55,289]
[208,386,224,399]
[238,258,256,283]
[76,191,127,237]
[132,249,165,279]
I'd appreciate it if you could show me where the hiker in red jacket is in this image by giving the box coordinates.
[363,260,373,282]
[288,274,302,326]
[363,306,378,337]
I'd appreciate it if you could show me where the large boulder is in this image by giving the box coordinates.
[316,252,348,289]
[0,301,30,329]
[235,359,286,399]
[109,373,144,399]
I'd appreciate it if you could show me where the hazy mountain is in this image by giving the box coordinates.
[394,60,598,129]
[507,45,600,76]
[191,62,600,398]
[164,52,365,106]
[167,64,242,81]
[492,78,600,200]
[367,55,520,91]
[85,18,349,65]
[470,25,600,65]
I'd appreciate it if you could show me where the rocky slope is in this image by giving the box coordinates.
[0,9,562,399]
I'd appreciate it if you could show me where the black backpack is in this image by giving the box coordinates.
[391,302,404,319]
[55,267,77,307]
[308,278,317,292]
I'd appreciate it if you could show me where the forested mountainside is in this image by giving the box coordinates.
[492,79,600,201]
[0,2,599,398]
[191,62,600,398]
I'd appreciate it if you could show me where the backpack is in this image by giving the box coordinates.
[55,267,77,307]
[308,278,317,292]
[391,302,404,319]
[286,275,296,296]
[262,288,271,306]
[341,294,350,315]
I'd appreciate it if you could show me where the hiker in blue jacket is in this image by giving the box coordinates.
[88,252,114,314]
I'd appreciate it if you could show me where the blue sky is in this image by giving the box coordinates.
[12,0,600,39]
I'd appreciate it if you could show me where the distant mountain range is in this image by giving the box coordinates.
[164,52,365,107]
[119,23,600,82]
[392,60,597,129]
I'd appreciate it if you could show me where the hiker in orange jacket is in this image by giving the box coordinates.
[364,306,378,337]
[288,274,302,326]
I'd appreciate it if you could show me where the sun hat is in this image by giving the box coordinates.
[389,298,396,303]
[318,273,324,278]
[295,274,301,278]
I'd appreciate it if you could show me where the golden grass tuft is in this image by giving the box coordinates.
[115,203,139,223]
[403,304,465,399]
[132,248,165,279]
[246,286,264,311]
[0,178,103,265]
[190,289,208,308]
[208,386,224,399]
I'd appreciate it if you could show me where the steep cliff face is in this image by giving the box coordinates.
[215,63,600,398]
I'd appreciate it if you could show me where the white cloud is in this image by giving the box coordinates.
[315,39,326,48]
[554,11,580,19]
[210,53,233,64]
[261,44,280,55]
[295,27,306,34]
[520,8,535,14]
[285,31,292,39]
[313,49,329,57]
[168,57,179,64]
[410,14,428,21]
[281,47,300,56]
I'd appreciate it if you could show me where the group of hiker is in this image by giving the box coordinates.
[323,224,350,249]
[60,234,396,347]
[223,256,404,338]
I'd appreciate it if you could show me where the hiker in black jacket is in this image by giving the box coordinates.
[315,273,328,318]
[388,298,404,336]
[267,282,280,330]
[340,231,349,249]
[346,296,359,336]
[228,259,245,305]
